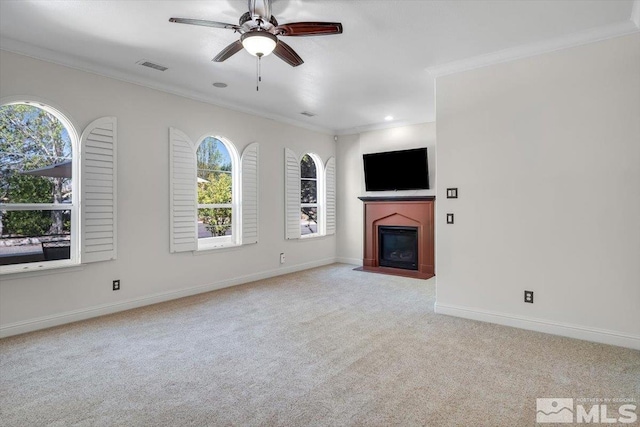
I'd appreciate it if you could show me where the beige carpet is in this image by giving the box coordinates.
[1,264,638,426]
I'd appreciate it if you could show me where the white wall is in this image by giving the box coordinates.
[435,34,640,349]
[0,50,336,336]
[336,123,436,263]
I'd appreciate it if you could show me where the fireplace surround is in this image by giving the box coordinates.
[358,196,435,279]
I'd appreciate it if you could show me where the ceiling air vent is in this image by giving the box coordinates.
[137,60,168,72]
[300,111,316,117]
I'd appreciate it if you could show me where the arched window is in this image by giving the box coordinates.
[170,128,258,253]
[196,136,239,248]
[0,102,78,270]
[300,153,324,237]
[284,149,335,240]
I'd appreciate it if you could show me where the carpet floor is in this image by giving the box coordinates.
[1,264,638,426]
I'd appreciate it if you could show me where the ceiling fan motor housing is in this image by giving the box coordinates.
[239,11,278,31]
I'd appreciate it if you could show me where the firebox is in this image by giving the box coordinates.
[378,226,419,270]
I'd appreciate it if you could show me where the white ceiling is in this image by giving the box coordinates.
[0,0,638,134]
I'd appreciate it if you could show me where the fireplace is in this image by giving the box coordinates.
[358,196,435,279]
[378,226,418,270]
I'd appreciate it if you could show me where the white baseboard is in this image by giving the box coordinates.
[335,257,362,266]
[0,258,337,338]
[434,303,640,350]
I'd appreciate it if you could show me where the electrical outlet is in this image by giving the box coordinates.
[280,253,285,264]
[524,290,533,303]
[113,280,120,291]
[446,213,455,224]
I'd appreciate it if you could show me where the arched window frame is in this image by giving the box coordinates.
[195,135,241,250]
[0,98,80,274]
[170,129,258,253]
[285,148,334,240]
[300,153,325,238]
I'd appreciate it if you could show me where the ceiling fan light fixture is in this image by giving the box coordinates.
[241,31,277,57]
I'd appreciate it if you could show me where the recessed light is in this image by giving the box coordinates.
[384,115,394,121]
[212,82,228,88]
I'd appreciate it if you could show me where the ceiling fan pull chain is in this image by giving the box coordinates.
[256,53,263,91]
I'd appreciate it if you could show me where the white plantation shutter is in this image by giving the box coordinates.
[169,127,197,252]
[285,148,301,240]
[80,117,117,263]
[325,157,336,235]
[241,142,259,244]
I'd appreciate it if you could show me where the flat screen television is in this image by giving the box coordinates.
[363,148,429,191]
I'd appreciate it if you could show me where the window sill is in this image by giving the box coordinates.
[299,233,331,241]
[193,242,243,255]
[0,261,84,280]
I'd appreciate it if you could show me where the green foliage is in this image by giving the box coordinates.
[196,137,233,238]
[2,174,52,237]
[198,172,232,236]
[6,174,52,203]
[3,211,52,238]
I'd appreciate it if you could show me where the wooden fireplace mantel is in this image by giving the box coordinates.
[357,196,436,202]
[358,196,435,279]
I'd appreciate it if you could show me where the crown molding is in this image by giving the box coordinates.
[334,118,434,136]
[427,20,640,78]
[0,38,334,136]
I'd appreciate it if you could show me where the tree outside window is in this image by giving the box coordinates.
[300,154,318,235]
[197,137,233,239]
[0,103,73,266]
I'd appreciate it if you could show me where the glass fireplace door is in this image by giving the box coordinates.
[378,226,419,270]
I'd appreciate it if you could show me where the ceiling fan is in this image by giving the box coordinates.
[169,0,343,67]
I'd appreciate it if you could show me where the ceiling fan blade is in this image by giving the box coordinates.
[213,40,244,62]
[273,40,304,67]
[276,22,343,37]
[169,18,240,31]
